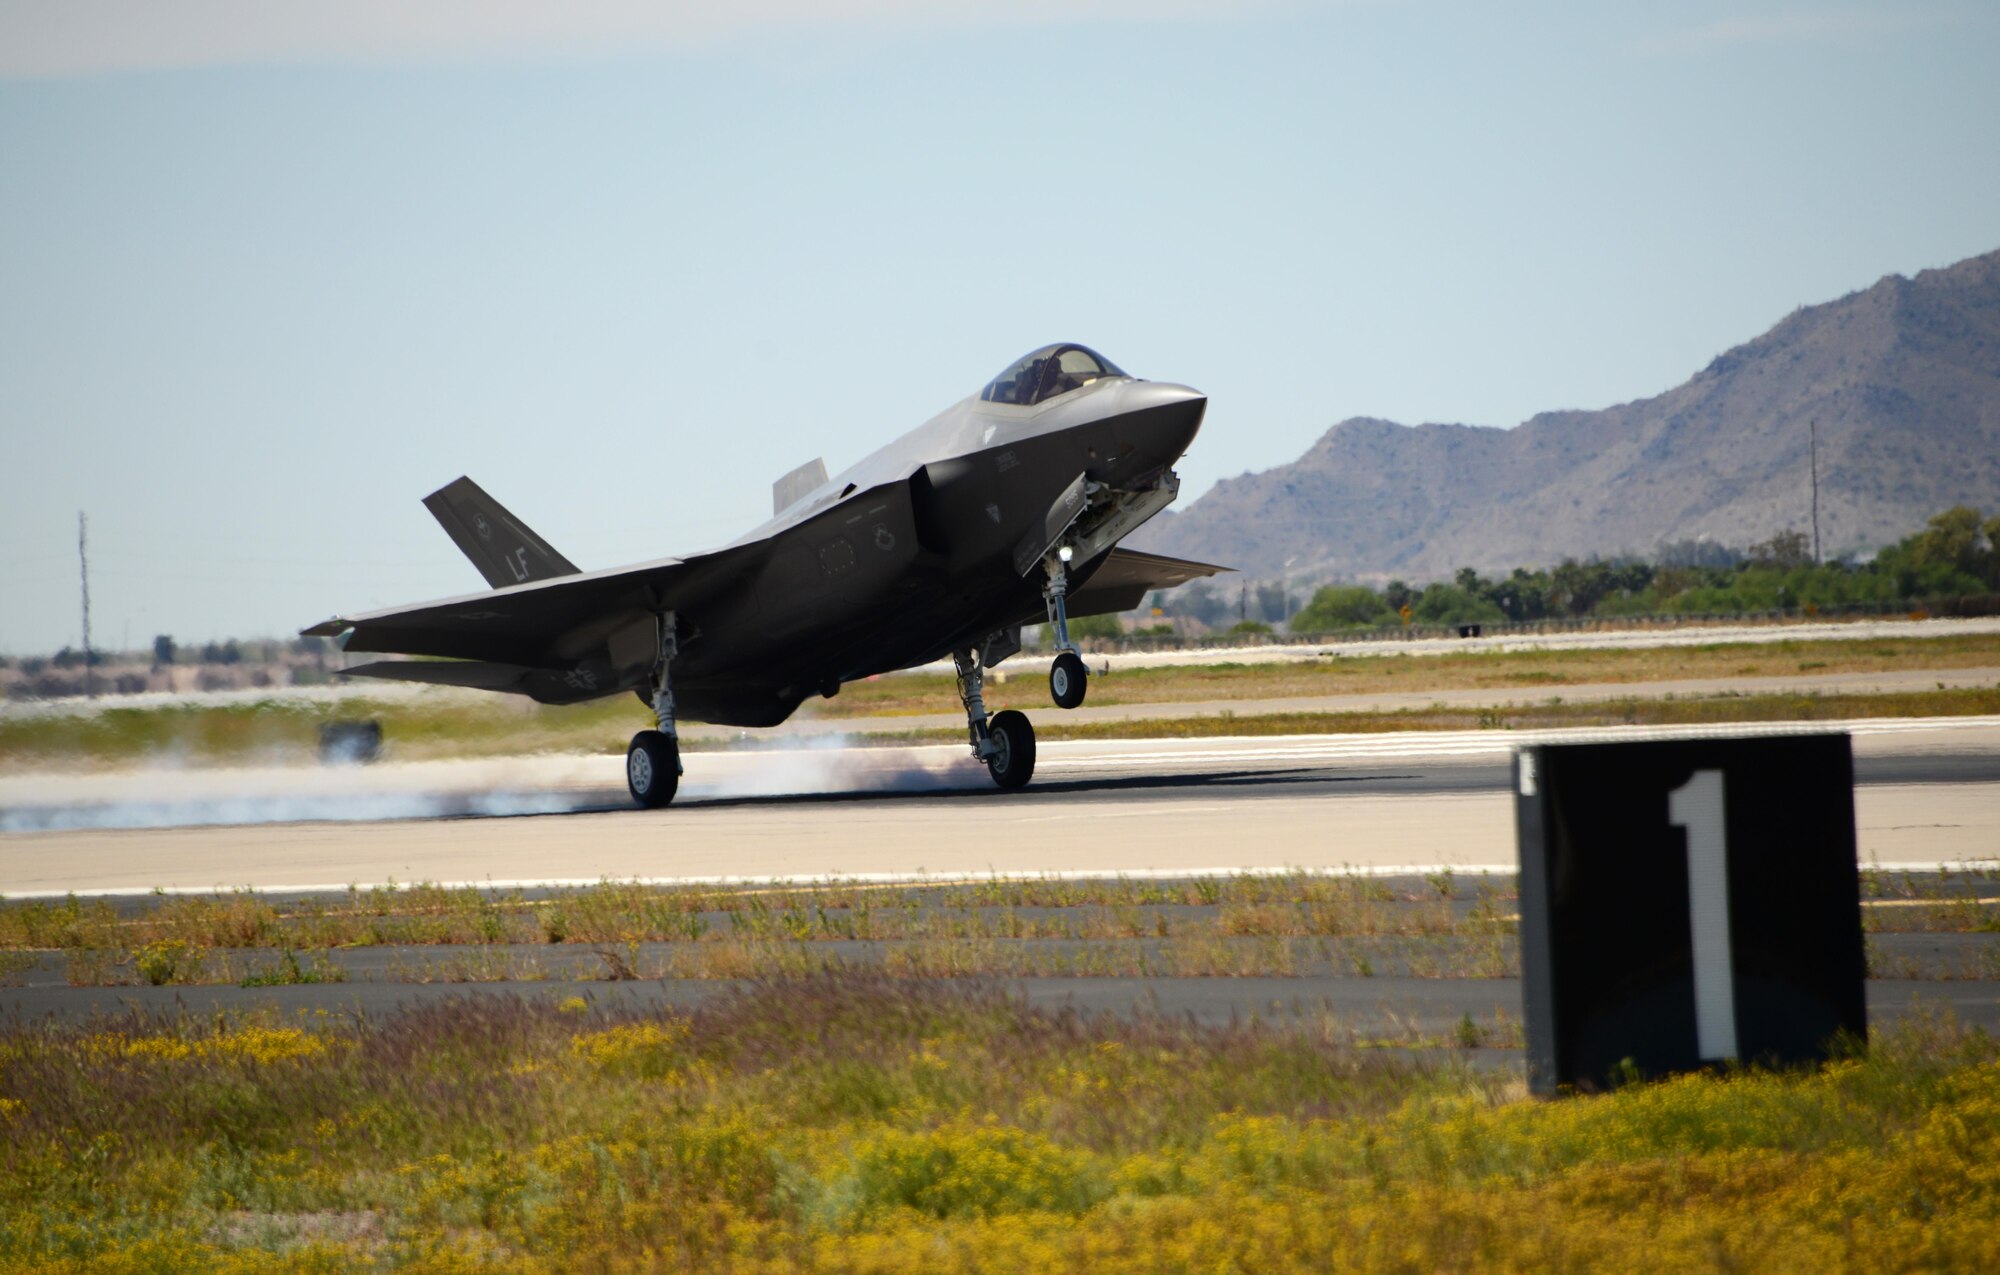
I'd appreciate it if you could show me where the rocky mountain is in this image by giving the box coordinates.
[1137,248,2000,580]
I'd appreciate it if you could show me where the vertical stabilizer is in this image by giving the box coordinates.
[423,476,581,589]
[773,458,829,515]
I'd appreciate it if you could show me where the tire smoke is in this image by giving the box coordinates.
[0,741,985,833]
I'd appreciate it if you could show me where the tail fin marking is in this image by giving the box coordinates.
[422,476,581,589]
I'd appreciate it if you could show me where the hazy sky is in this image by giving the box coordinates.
[2,1,1996,654]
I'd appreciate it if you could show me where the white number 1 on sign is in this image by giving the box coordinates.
[1669,769,1738,1061]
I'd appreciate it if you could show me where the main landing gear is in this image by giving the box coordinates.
[628,613,683,808]
[955,646,1036,789]
[1043,546,1088,710]
[623,610,1039,806]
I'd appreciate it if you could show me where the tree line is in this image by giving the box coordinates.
[1205,506,2000,633]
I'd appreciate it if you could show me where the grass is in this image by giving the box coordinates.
[4,633,1996,770]
[802,631,2000,718]
[5,870,1992,986]
[842,687,2000,748]
[1,874,1498,951]
[1,976,1997,1272]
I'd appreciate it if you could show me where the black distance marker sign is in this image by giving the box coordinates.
[1514,734,1866,1095]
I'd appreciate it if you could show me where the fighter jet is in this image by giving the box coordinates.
[303,343,1223,806]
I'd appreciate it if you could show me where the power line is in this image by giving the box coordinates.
[1810,417,1822,565]
[78,510,96,699]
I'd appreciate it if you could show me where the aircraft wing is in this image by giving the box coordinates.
[1066,548,1230,618]
[334,659,538,691]
[301,548,747,667]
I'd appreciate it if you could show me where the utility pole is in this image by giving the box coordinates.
[78,511,95,699]
[1809,418,1822,565]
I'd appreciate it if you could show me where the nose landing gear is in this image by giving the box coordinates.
[1042,546,1089,709]
[1049,651,1087,710]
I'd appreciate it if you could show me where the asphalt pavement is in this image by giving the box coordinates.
[1,717,1994,895]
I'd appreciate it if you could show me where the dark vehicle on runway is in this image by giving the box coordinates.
[304,344,1221,806]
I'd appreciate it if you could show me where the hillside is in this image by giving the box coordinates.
[1137,248,2000,579]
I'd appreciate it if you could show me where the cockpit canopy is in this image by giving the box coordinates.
[980,344,1127,407]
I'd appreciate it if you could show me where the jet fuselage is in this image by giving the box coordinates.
[309,346,1212,733]
[668,374,1206,725]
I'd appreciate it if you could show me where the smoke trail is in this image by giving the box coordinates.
[0,740,986,833]
[0,753,620,833]
[0,788,596,833]
[689,736,981,802]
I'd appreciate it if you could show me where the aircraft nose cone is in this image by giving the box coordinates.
[1115,380,1207,469]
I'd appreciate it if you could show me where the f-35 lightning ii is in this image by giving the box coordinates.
[303,344,1223,806]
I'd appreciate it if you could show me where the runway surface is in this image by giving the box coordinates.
[3,716,1995,895]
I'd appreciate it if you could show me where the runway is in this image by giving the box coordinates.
[3,717,1995,895]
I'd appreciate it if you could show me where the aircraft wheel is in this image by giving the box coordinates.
[984,710,1036,790]
[1049,651,1088,709]
[627,730,680,808]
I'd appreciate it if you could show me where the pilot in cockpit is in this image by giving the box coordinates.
[980,344,1125,407]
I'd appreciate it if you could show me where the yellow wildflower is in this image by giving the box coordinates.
[569,1019,691,1079]
[75,1025,327,1066]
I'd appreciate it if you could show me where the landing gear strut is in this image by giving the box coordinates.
[955,646,1035,789]
[628,613,682,808]
[1043,546,1088,710]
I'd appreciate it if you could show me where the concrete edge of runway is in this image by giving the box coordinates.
[9,859,1995,902]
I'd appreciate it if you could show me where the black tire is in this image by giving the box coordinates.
[984,710,1036,790]
[1049,651,1088,709]
[627,730,680,808]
